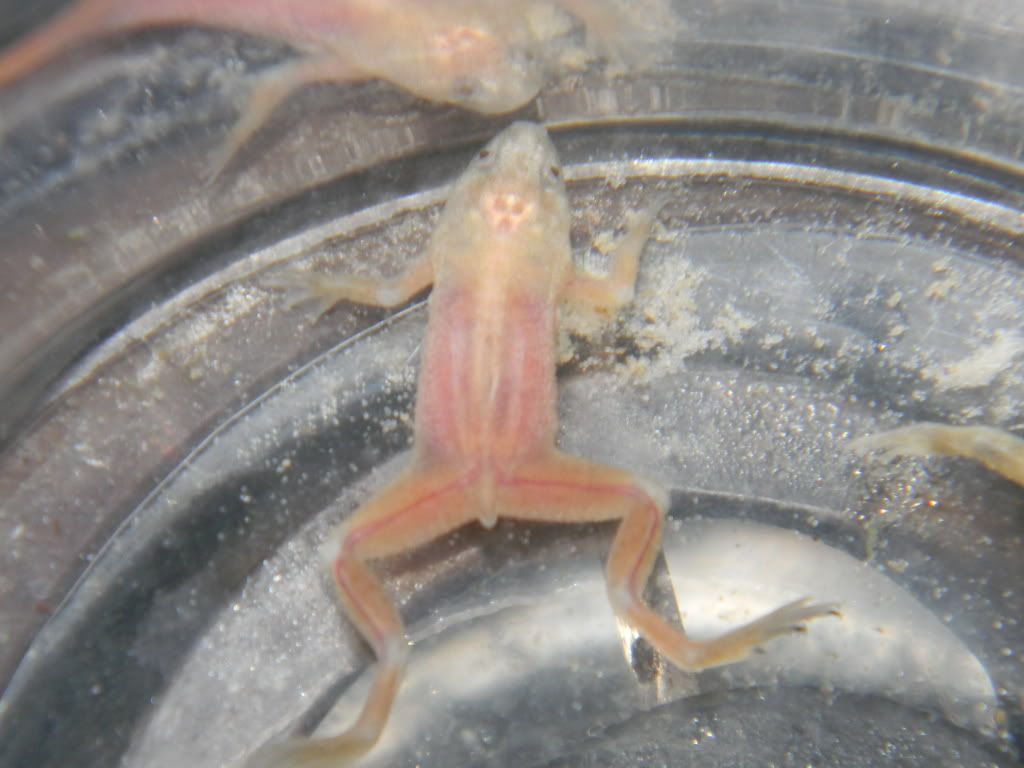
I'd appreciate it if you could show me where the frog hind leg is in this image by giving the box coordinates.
[0,0,128,89]
[496,450,838,672]
[247,461,476,768]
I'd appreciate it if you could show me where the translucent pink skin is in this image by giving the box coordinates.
[0,0,686,178]
[0,0,546,112]
[0,0,689,109]
[250,122,837,767]
[0,0,353,83]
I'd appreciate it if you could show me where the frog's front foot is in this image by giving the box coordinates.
[266,270,352,318]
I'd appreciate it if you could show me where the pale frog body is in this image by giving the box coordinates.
[250,122,837,767]
[0,0,679,177]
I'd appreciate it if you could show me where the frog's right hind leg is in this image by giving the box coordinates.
[247,461,476,768]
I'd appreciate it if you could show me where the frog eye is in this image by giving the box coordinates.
[478,149,492,160]
[549,165,561,178]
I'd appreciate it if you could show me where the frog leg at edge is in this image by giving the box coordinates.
[851,422,1024,486]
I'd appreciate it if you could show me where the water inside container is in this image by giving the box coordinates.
[0,2,1022,767]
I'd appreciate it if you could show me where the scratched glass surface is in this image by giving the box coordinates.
[1,2,1023,768]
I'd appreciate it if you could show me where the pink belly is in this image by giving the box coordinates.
[413,289,558,464]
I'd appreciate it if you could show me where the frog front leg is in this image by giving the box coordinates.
[248,461,478,768]
[495,452,837,674]
[562,199,665,313]
[206,53,364,183]
[270,251,435,316]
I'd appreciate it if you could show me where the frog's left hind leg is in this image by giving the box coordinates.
[496,451,838,672]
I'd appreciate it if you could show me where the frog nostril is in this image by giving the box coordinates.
[483,191,533,233]
[491,193,526,215]
[452,78,480,99]
[433,24,487,55]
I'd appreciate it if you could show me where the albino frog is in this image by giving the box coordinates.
[250,121,837,766]
[0,0,679,177]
